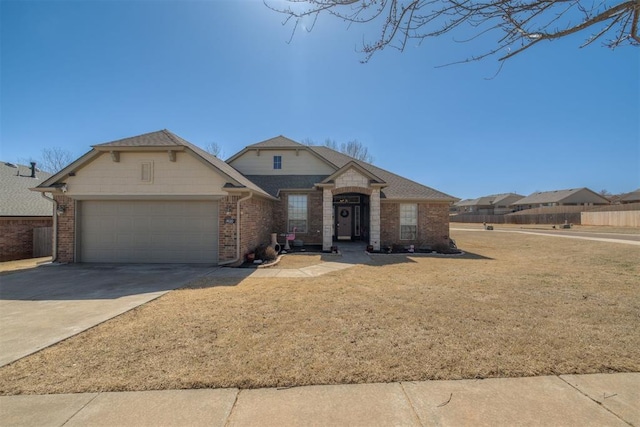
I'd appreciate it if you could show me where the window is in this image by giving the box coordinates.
[288,195,307,232]
[273,155,282,170]
[400,204,417,240]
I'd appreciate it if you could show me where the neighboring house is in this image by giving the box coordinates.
[33,130,455,264]
[454,193,524,215]
[619,189,640,204]
[512,188,610,211]
[1,162,53,261]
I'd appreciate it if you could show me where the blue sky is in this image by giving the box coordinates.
[1,0,638,199]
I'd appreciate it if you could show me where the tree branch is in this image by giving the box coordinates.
[267,0,639,63]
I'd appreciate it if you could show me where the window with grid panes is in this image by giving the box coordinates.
[288,195,307,232]
[400,204,417,240]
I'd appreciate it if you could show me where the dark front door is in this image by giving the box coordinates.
[336,206,352,240]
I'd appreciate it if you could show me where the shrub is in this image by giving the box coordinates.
[432,241,462,254]
[391,243,406,253]
[254,244,278,262]
[432,243,450,253]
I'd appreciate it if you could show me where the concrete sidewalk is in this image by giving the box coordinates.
[211,243,372,279]
[1,373,637,426]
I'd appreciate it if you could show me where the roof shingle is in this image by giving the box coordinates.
[308,146,455,201]
[1,162,53,216]
[246,136,305,149]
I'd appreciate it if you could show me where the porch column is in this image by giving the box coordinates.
[370,188,381,251]
[322,187,333,251]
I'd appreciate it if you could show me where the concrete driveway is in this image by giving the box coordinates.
[0,263,215,367]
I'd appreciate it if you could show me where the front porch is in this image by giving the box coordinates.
[320,185,383,252]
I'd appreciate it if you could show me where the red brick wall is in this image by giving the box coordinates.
[380,202,399,246]
[240,196,275,258]
[273,195,286,240]
[276,191,323,245]
[219,195,275,263]
[306,191,323,244]
[380,202,450,248]
[219,195,239,262]
[54,195,76,263]
[0,218,53,261]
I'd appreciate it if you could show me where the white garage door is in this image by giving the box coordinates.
[79,200,218,264]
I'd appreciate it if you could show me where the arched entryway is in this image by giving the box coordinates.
[333,192,370,242]
[319,179,383,252]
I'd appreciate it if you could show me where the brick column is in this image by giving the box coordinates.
[370,188,381,250]
[322,187,333,251]
[54,195,76,263]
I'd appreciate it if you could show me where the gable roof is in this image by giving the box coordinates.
[225,135,334,167]
[226,137,455,201]
[1,162,52,216]
[307,146,455,201]
[513,187,609,205]
[320,161,386,185]
[36,130,274,199]
[93,130,183,147]
[246,135,305,149]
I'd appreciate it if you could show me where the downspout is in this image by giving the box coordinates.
[40,192,57,262]
[218,192,253,266]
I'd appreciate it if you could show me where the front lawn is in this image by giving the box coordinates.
[0,230,638,395]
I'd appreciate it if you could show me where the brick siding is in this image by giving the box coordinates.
[219,195,240,262]
[276,191,323,245]
[54,195,76,263]
[0,217,53,262]
[239,196,275,258]
[219,195,276,262]
[380,201,450,248]
[306,191,323,244]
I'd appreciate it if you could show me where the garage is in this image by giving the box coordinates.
[78,200,218,264]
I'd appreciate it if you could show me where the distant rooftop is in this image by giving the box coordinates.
[1,162,53,216]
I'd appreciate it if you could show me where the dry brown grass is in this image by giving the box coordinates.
[0,230,638,395]
[452,222,640,234]
[274,253,323,269]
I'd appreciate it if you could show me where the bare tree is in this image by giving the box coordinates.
[323,138,339,151]
[306,137,374,162]
[39,147,74,173]
[266,0,639,63]
[340,139,374,163]
[204,142,223,158]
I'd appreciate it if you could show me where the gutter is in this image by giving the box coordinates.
[40,192,58,262]
[218,192,253,266]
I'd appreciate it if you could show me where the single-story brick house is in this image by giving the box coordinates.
[33,130,455,264]
[1,162,53,261]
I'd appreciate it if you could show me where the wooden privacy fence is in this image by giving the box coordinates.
[33,227,52,257]
[451,213,582,225]
[581,211,640,227]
